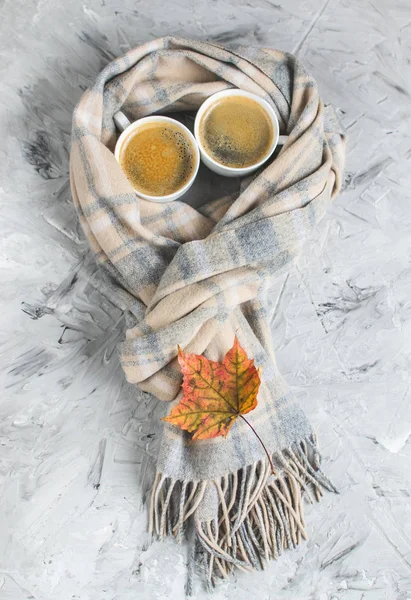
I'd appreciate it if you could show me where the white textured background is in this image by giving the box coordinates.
[1,0,411,598]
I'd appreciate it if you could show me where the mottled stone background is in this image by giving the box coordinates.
[1,0,411,598]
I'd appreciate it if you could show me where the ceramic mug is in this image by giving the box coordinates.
[113,112,200,203]
[194,89,283,178]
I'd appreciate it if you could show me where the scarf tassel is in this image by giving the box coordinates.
[149,435,336,588]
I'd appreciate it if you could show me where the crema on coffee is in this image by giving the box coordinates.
[119,121,196,197]
[199,95,274,169]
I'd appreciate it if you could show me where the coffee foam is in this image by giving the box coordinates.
[199,96,274,168]
[119,121,195,197]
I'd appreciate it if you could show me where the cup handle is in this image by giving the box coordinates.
[114,111,131,132]
[278,135,288,145]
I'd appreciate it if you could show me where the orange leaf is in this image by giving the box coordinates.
[162,336,261,440]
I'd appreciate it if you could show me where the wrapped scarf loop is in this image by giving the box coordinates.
[70,36,346,586]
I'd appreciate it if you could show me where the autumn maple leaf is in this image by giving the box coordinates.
[163,337,275,473]
[163,336,261,440]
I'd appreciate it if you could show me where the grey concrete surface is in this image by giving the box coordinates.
[1,0,411,598]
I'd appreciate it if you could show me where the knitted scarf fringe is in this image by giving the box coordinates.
[149,434,337,588]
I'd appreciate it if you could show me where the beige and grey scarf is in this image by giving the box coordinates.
[70,36,346,587]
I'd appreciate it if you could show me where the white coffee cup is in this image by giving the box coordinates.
[194,89,281,178]
[114,113,200,203]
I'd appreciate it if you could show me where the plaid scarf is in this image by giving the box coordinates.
[70,36,346,588]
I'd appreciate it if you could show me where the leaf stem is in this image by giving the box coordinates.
[239,415,276,475]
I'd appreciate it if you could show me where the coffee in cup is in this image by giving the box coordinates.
[199,96,274,168]
[194,90,279,178]
[114,115,199,202]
